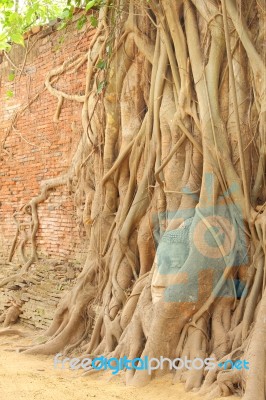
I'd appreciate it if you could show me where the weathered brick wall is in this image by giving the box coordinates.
[0,15,93,263]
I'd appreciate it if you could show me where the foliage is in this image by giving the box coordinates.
[0,0,103,51]
[0,0,64,50]
[5,88,13,98]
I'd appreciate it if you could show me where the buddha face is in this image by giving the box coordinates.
[156,240,189,275]
[151,222,191,303]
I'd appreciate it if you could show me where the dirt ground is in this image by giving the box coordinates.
[0,326,239,400]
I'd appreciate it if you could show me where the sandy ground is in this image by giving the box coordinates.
[0,327,239,400]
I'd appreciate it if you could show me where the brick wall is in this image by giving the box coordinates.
[0,14,94,264]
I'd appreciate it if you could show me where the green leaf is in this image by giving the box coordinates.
[61,7,73,20]
[0,43,11,51]
[8,12,21,25]
[10,32,24,46]
[85,0,97,11]
[77,15,87,30]
[96,59,107,70]
[97,80,107,94]
[0,33,8,42]
[6,90,14,99]
[8,71,15,81]
[90,15,98,28]
[0,32,10,50]
[61,9,70,19]
[57,21,67,31]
